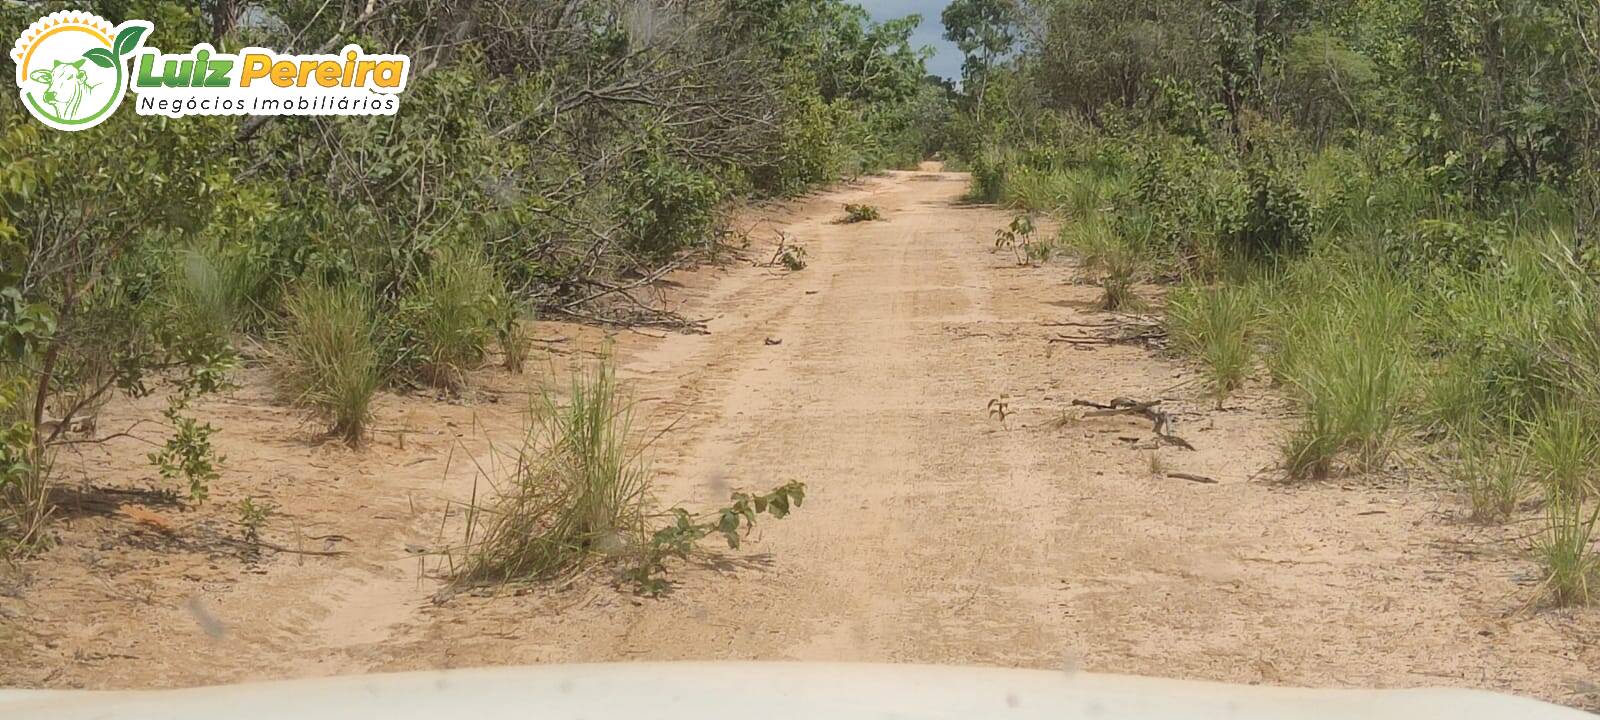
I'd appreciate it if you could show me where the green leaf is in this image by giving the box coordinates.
[114,26,148,57]
[82,48,116,69]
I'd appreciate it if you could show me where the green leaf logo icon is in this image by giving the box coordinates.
[113,25,148,57]
[82,47,116,69]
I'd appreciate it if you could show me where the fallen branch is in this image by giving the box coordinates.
[1071,397,1197,451]
[1048,326,1166,346]
[551,306,706,335]
[1049,335,1113,345]
[1041,321,1116,329]
[562,260,685,310]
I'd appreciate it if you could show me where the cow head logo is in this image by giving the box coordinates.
[11,11,150,131]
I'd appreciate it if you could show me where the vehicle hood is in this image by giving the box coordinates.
[0,662,1590,719]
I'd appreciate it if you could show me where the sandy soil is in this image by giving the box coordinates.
[2,167,1597,709]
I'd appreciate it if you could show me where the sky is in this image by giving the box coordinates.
[857,0,963,81]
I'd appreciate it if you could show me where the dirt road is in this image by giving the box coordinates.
[5,168,1597,707]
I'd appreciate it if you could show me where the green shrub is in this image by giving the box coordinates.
[619,150,724,259]
[400,244,502,389]
[1384,217,1499,276]
[272,280,383,446]
[756,90,846,196]
[1227,161,1313,261]
[967,145,1010,203]
[0,374,45,555]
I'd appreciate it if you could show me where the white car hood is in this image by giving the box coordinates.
[0,662,1590,719]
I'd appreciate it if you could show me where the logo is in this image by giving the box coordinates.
[10,12,149,131]
[12,11,411,132]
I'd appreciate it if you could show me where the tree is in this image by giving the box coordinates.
[1029,0,1211,122]
[942,0,1017,118]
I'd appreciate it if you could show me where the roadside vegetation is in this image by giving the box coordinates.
[0,0,952,559]
[449,359,805,596]
[943,0,1600,607]
[841,203,883,223]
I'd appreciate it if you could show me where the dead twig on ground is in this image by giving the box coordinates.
[1048,324,1166,347]
[561,260,686,310]
[1072,397,1197,451]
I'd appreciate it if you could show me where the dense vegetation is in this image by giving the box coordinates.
[948,0,1600,606]
[0,0,948,556]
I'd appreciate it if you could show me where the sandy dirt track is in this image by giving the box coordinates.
[2,168,1597,708]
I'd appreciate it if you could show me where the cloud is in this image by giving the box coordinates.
[855,0,962,80]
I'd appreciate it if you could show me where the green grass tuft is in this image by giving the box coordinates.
[1452,429,1527,523]
[166,241,255,349]
[454,360,648,584]
[272,280,384,446]
[1167,283,1257,408]
[402,244,503,390]
[1276,272,1414,478]
[1527,403,1600,498]
[1536,488,1599,607]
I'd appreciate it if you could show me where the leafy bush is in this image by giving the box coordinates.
[272,280,384,446]
[1226,161,1313,261]
[0,375,44,554]
[148,398,222,503]
[1384,218,1499,277]
[966,145,1010,203]
[1122,136,1245,274]
[756,90,848,196]
[618,149,724,259]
